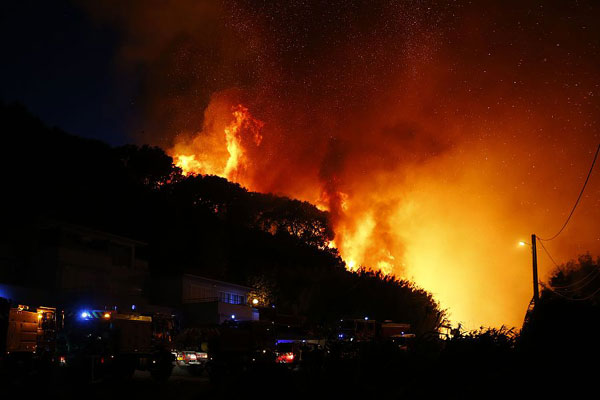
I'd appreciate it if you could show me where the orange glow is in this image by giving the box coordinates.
[166,96,600,329]
[97,1,600,329]
[173,154,203,176]
[223,105,263,181]
[171,101,263,187]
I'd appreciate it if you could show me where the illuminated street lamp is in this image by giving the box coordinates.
[519,235,539,303]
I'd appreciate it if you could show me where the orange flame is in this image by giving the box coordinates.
[173,154,203,176]
[168,97,599,330]
[170,102,407,283]
[86,0,600,331]
[171,103,263,186]
[223,105,263,181]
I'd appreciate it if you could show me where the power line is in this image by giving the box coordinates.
[538,142,600,242]
[571,285,600,302]
[537,239,559,268]
[536,238,600,291]
[539,282,577,300]
[540,281,600,302]
[551,268,600,292]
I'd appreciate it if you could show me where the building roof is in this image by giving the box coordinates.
[41,219,147,246]
[182,273,252,291]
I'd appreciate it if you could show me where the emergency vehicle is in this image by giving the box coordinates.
[1,296,175,382]
[55,307,175,381]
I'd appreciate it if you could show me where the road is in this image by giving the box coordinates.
[54,366,213,400]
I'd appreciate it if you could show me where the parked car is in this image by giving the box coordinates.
[175,350,208,375]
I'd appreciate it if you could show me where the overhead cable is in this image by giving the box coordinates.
[538,142,600,241]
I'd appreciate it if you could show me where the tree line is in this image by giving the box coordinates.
[0,102,444,334]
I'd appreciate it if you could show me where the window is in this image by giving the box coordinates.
[219,291,245,304]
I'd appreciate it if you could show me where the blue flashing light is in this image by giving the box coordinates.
[364,316,369,320]
[80,311,90,319]
[131,304,136,311]
[338,334,344,338]
[231,314,236,319]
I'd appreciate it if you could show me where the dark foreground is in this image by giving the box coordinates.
[6,355,594,400]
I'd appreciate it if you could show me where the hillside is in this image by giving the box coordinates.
[0,102,444,333]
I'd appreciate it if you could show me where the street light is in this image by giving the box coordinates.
[518,235,539,303]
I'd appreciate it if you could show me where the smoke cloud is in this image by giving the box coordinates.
[86,0,600,328]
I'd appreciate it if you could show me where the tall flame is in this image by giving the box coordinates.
[105,1,600,329]
[223,105,263,181]
[172,103,263,186]
[166,95,600,331]
[170,99,438,286]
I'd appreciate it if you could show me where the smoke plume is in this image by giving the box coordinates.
[86,0,600,328]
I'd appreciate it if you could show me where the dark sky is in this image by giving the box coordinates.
[2,0,598,148]
[1,0,129,143]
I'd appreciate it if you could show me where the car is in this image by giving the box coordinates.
[174,350,208,375]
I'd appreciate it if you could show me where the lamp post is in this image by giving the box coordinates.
[519,234,539,303]
[531,234,539,303]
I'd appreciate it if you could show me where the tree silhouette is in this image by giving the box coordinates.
[519,254,600,397]
[0,102,445,335]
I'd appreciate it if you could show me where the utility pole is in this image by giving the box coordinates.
[531,234,539,303]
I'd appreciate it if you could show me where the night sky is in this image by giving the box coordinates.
[1,1,128,143]
[3,1,599,145]
[3,0,599,327]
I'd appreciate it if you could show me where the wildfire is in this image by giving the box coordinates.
[172,104,263,185]
[170,102,398,276]
[223,105,264,181]
[174,154,202,176]
[166,94,599,330]
[171,102,405,282]
[89,0,600,330]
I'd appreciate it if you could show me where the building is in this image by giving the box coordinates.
[0,219,259,326]
[0,220,148,308]
[180,274,259,325]
[153,274,259,326]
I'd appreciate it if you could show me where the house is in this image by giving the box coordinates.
[153,274,259,326]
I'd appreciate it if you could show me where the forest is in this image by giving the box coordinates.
[0,102,444,334]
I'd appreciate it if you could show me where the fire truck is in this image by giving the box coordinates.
[0,297,57,382]
[55,307,175,381]
[1,296,175,382]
